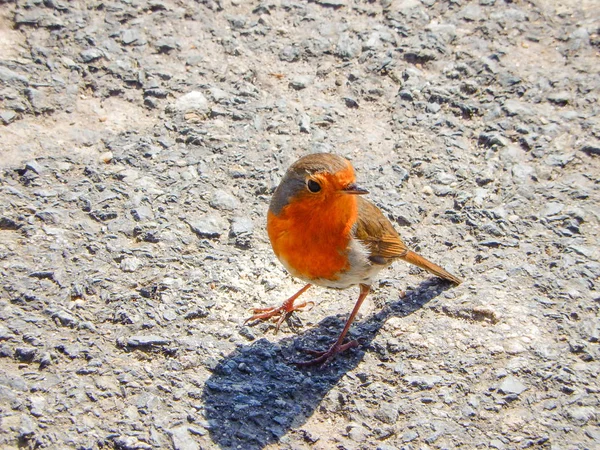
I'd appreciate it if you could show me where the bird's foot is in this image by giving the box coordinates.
[295,340,359,368]
[244,301,314,333]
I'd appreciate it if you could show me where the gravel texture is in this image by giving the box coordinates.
[1,0,599,449]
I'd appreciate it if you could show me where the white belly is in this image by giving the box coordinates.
[281,238,387,289]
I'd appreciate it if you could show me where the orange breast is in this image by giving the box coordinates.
[267,194,358,281]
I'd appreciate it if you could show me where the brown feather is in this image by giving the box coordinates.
[400,250,462,285]
[354,197,462,284]
[354,197,408,263]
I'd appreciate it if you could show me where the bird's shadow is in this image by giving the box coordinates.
[201,279,451,449]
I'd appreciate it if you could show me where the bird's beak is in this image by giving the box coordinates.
[342,183,369,195]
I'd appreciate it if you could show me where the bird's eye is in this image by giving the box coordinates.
[307,179,321,193]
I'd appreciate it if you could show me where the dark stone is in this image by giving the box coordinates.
[15,347,37,362]
[89,210,118,222]
[0,217,21,230]
[581,144,600,156]
[80,48,104,62]
[344,97,359,108]
[126,335,171,347]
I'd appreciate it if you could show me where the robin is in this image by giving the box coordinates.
[247,153,462,366]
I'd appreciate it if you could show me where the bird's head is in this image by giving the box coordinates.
[269,153,368,216]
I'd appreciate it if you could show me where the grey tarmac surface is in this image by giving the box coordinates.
[0,0,599,449]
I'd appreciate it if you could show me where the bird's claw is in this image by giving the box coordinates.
[245,301,314,333]
[295,339,359,368]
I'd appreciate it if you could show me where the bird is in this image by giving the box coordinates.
[246,153,462,366]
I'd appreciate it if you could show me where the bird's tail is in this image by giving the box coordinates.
[401,250,462,285]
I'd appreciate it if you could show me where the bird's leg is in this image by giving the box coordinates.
[297,284,371,368]
[245,284,313,333]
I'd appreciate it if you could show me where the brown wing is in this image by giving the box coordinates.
[354,197,408,264]
[354,197,462,284]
